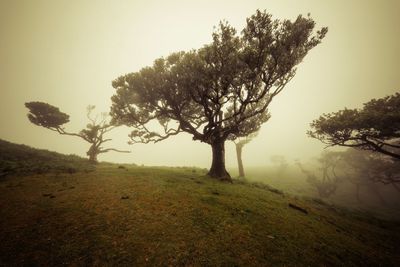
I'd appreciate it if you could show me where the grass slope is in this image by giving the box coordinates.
[1,163,399,266]
[0,139,94,177]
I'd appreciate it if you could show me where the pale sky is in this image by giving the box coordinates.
[1,0,399,168]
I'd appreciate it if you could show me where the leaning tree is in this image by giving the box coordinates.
[25,102,129,163]
[308,92,400,160]
[110,10,327,181]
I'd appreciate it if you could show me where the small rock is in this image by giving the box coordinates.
[267,235,275,239]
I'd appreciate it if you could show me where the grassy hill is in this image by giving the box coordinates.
[0,139,94,177]
[0,141,399,266]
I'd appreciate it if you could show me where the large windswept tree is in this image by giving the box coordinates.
[25,102,129,163]
[308,92,400,160]
[111,10,327,181]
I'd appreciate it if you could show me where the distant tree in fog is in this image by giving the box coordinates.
[270,155,288,177]
[296,151,342,198]
[298,148,400,202]
[340,149,400,203]
[110,10,327,181]
[231,131,260,177]
[25,102,129,163]
[308,92,400,160]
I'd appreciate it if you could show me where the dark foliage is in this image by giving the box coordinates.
[308,92,400,160]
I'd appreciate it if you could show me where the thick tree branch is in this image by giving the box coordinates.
[99,148,130,154]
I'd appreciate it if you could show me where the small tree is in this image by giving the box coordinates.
[296,151,342,198]
[25,102,129,163]
[232,131,259,177]
[308,92,400,160]
[270,155,288,177]
[110,10,327,181]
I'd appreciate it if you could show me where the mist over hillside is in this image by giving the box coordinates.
[1,0,400,266]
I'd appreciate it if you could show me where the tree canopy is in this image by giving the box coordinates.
[111,10,327,180]
[308,92,400,160]
[26,101,70,129]
[25,102,128,163]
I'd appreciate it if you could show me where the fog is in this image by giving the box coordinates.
[1,0,399,168]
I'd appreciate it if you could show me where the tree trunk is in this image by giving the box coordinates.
[208,141,231,181]
[87,145,98,164]
[235,144,245,177]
